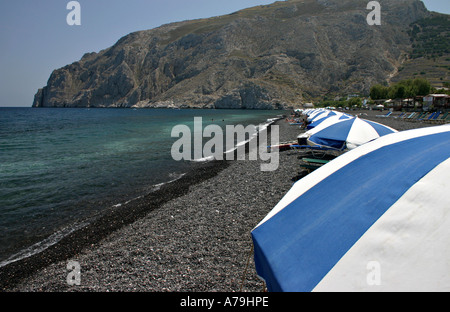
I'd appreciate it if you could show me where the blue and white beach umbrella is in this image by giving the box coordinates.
[307,109,328,122]
[298,114,353,146]
[252,124,450,292]
[307,111,352,130]
[307,117,397,150]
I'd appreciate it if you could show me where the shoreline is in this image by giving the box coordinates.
[2,110,441,291]
[0,159,231,290]
[0,116,283,291]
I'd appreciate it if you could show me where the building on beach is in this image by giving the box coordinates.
[423,94,450,112]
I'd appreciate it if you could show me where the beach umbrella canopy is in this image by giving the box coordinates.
[306,109,328,122]
[298,114,354,146]
[306,113,353,133]
[306,111,352,130]
[252,124,450,292]
[307,117,397,150]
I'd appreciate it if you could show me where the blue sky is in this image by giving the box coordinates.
[0,0,449,107]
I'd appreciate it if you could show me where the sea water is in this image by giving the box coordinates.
[0,107,284,266]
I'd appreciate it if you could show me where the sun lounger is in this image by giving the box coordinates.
[410,112,425,121]
[420,112,443,123]
[414,112,431,122]
[292,145,341,161]
[300,157,330,173]
[376,111,392,118]
[268,142,298,152]
[427,112,437,120]
[431,111,448,123]
[405,112,417,120]
[295,145,337,151]
[302,158,330,165]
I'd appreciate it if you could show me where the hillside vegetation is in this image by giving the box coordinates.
[391,13,450,89]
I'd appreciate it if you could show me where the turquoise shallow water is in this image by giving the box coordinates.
[0,107,283,265]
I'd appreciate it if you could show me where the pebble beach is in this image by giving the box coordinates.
[1,109,441,292]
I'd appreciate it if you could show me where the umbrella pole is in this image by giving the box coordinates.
[239,243,254,292]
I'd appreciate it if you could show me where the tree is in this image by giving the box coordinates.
[370,84,389,100]
[396,85,406,99]
[370,78,431,100]
[347,97,362,108]
[413,78,431,96]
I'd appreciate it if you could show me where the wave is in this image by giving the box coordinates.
[191,116,280,162]
[192,155,216,162]
[0,220,89,268]
[147,173,187,191]
[0,171,187,268]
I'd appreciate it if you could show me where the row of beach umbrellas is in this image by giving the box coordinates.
[251,108,450,291]
[298,108,398,150]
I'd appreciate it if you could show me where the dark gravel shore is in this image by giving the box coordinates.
[3,109,441,292]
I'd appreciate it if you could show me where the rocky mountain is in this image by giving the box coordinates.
[390,13,450,87]
[33,0,431,109]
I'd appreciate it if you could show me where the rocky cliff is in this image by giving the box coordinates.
[33,0,430,109]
